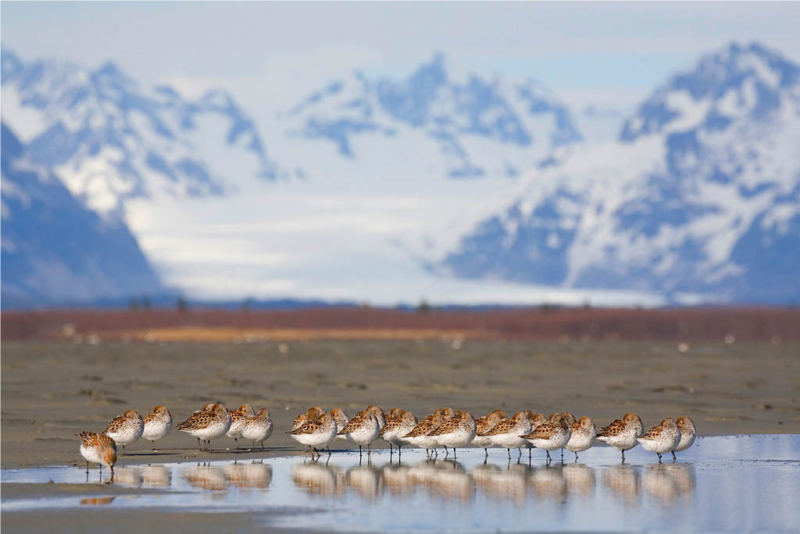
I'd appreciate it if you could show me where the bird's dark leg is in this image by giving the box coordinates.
[359,445,362,457]
[546,451,551,462]
[518,448,522,459]
[658,453,662,463]
[621,449,626,463]
[574,452,579,462]
[672,451,676,461]
[484,448,488,459]
[444,446,449,457]
[507,448,511,459]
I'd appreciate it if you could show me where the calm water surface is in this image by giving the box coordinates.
[3,435,799,532]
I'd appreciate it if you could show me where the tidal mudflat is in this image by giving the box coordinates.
[3,340,799,469]
[3,435,799,532]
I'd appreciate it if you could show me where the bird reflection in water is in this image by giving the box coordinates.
[224,461,273,490]
[603,464,641,506]
[562,463,596,499]
[530,464,568,504]
[427,460,474,502]
[183,463,230,491]
[381,463,413,497]
[642,463,696,506]
[180,461,274,493]
[471,461,532,506]
[110,466,142,488]
[79,496,116,506]
[346,462,383,499]
[140,465,171,488]
[293,460,345,497]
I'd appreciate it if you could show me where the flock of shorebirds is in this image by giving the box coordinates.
[78,403,697,475]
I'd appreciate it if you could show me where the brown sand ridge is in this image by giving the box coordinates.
[3,306,800,342]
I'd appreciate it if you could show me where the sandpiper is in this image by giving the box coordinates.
[331,409,350,435]
[177,403,232,451]
[78,431,117,475]
[365,405,386,431]
[142,405,172,450]
[379,409,418,454]
[290,407,327,451]
[227,404,255,448]
[338,410,380,455]
[241,408,273,450]
[596,413,644,462]
[403,413,446,457]
[103,410,144,453]
[484,412,532,459]
[566,416,596,461]
[289,412,338,458]
[638,418,681,462]
[427,411,476,459]
[473,410,508,457]
[522,413,572,462]
[673,416,697,459]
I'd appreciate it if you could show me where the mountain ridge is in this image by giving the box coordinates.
[442,42,800,304]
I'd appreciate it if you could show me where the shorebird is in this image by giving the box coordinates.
[227,404,255,449]
[638,418,681,462]
[528,412,547,429]
[522,413,572,463]
[379,409,418,455]
[549,412,577,460]
[473,410,508,458]
[597,413,644,462]
[177,403,232,451]
[331,409,350,437]
[78,431,117,476]
[427,411,476,459]
[673,416,697,459]
[403,412,446,457]
[103,410,144,453]
[338,410,380,456]
[289,412,338,458]
[365,405,386,431]
[483,412,532,459]
[241,408,273,450]
[290,407,327,452]
[566,416,596,461]
[142,405,172,450]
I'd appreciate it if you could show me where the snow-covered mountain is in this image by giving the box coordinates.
[1,123,164,306]
[1,49,280,219]
[276,54,582,180]
[442,43,800,303]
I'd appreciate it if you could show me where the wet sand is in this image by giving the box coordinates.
[2,339,799,471]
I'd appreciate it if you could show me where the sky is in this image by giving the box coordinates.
[4,1,800,114]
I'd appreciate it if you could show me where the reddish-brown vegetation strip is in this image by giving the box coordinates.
[2,306,799,342]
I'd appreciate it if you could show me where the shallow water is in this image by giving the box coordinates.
[3,435,799,532]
